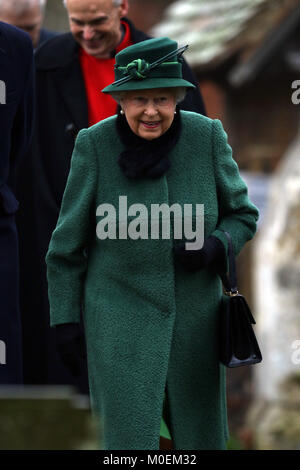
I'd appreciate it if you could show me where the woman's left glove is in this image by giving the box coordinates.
[55,322,87,378]
[173,235,226,272]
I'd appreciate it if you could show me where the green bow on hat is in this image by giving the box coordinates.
[120,58,151,81]
[102,37,195,93]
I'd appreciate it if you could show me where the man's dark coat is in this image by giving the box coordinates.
[17,18,206,391]
[0,22,34,383]
[37,28,58,49]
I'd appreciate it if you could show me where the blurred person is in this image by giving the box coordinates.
[0,0,57,48]
[46,37,259,449]
[0,21,34,384]
[16,0,206,393]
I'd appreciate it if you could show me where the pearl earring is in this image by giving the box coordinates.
[174,111,177,114]
[120,109,124,115]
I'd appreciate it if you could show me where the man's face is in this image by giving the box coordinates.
[0,3,43,48]
[66,0,129,59]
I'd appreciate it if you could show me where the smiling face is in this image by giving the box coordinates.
[120,88,177,140]
[65,0,129,58]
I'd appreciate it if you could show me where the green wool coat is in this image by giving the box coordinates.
[46,111,259,450]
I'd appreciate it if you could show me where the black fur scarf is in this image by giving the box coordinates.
[116,108,181,179]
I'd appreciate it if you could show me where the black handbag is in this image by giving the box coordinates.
[219,231,262,368]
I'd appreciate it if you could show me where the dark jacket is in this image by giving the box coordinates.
[16,18,207,390]
[0,21,34,383]
[37,28,59,49]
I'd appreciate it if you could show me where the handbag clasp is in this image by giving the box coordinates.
[224,289,239,297]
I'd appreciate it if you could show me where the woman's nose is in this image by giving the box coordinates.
[144,102,158,116]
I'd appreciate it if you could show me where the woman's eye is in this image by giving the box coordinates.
[156,97,168,104]
[133,97,146,104]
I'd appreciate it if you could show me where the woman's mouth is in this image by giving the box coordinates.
[141,121,161,129]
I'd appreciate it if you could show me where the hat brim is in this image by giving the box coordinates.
[102,77,195,94]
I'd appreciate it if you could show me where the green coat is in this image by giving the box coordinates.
[46,111,259,450]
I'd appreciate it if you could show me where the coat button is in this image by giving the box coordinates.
[65,123,75,133]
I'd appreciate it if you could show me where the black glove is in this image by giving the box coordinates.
[55,322,86,378]
[173,235,226,273]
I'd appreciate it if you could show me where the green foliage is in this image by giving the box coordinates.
[226,435,245,450]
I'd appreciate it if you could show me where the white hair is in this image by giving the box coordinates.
[173,87,187,103]
[0,0,46,14]
[110,87,187,105]
[63,0,122,6]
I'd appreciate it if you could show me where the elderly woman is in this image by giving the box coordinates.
[46,37,259,450]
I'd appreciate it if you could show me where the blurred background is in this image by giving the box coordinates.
[1,0,300,450]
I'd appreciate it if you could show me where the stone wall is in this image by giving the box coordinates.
[0,386,99,450]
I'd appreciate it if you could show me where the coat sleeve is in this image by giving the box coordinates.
[46,128,97,326]
[210,119,259,270]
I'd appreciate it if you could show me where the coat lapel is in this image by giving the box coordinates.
[38,34,88,131]
[51,57,88,131]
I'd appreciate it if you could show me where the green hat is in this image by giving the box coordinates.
[102,37,196,93]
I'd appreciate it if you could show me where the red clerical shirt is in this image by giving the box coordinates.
[79,21,132,126]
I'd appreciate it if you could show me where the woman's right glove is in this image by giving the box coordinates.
[55,322,86,378]
[173,235,226,273]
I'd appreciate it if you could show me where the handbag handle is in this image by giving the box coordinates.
[220,231,239,296]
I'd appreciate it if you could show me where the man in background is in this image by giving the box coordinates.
[0,21,34,384]
[17,0,206,392]
[0,0,57,48]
